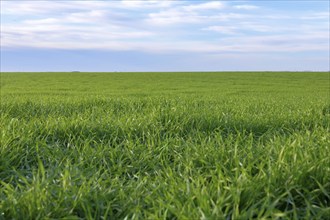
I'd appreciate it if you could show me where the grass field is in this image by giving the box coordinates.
[0,72,329,219]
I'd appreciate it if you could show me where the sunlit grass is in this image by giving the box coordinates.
[1,72,329,219]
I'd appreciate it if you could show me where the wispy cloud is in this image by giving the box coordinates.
[300,12,330,20]
[1,0,329,55]
[183,1,225,11]
[203,26,237,35]
[233,5,259,10]
[120,0,176,8]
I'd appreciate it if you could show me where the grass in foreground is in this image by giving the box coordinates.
[0,72,329,219]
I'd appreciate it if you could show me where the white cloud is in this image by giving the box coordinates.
[147,9,204,25]
[146,9,247,26]
[203,26,237,35]
[66,10,107,23]
[1,0,329,55]
[145,1,227,25]
[1,1,110,15]
[300,12,330,20]
[204,22,275,34]
[183,1,225,11]
[120,0,176,8]
[234,5,259,10]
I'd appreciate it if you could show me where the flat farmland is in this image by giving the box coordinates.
[0,72,329,219]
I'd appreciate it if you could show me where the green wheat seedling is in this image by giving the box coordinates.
[0,72,329,219]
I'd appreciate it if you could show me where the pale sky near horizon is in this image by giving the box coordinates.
[1,0,329,72]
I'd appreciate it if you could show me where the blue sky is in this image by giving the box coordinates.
[1,0,329,71]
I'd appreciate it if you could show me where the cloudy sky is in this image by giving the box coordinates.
[1,0,329,71]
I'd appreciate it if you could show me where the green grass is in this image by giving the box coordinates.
[0,72,329,219]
